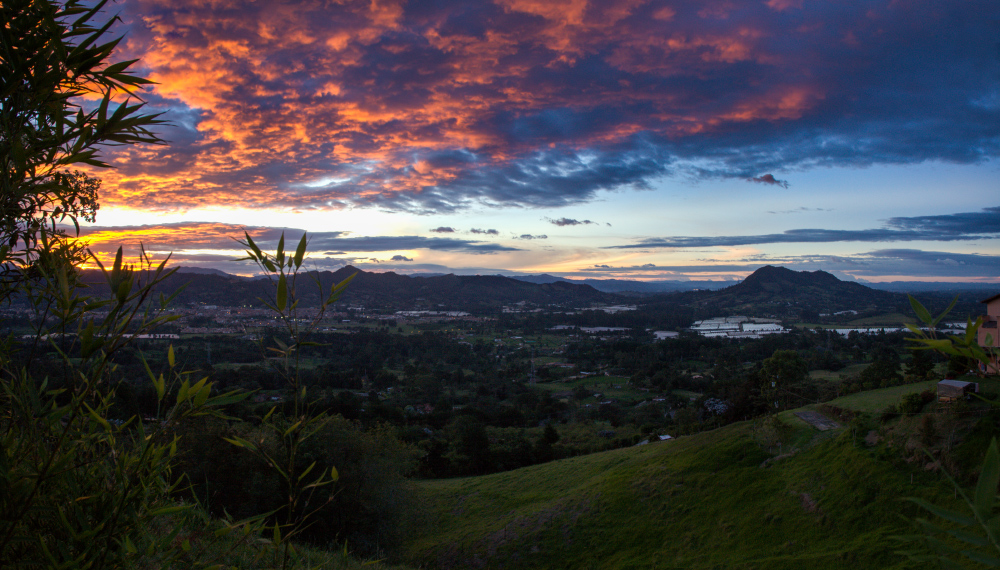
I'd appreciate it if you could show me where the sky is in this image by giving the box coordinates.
[77,0,1000,283]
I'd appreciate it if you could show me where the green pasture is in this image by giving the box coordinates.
[404,414,956,569]
[825,380,937,413]
[847,313,916,326]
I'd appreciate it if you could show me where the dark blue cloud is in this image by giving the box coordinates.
[885,207,1000,235]
[548,217,596,227]
[312,235,519,253]
[609,207,1000,249]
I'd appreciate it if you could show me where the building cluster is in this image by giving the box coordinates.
[689,316,787,339]
[395,310,471,318]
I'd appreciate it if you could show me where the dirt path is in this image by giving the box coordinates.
[793,410,841,431]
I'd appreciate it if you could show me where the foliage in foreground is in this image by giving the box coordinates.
[1,0,163,282]
[0,250,243,568]
[1,0,415,566]
[895,296,1000,567]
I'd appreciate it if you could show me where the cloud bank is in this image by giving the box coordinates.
[579,249,1000,280]
[609,207,1000,249]
[91,0,1000,213]
[77,222,520,261]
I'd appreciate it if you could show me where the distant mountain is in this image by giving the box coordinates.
[63,264,992,317]
[508,274,735,293]
[727,266,845,295]
[316,267,616,310]
[657,266,913,317]
[173,266,242,277]
[512,271,998,297]
[75,265,618,311]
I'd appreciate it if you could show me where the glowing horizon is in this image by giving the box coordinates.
[73,0,999,283]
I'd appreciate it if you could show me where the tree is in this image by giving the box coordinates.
[758,349,808,410]
[447,415,491,475]
[0,3,242,567]
[904,347,935,379]
[858,344,902,388]
[1,0,163,281]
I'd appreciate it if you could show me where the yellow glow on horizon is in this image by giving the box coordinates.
[91,205,407,237]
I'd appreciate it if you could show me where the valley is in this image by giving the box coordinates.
[3,264,997,568]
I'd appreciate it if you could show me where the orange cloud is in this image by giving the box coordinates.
[85,0,979,213]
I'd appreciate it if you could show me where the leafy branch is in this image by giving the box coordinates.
[224,231,354,569]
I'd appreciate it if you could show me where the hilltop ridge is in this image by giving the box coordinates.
[60,264,984,318]
[74,265,618,310]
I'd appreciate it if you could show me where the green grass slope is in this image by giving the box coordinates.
[404,412,961,570]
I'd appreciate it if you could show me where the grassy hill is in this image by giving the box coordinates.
[402,385,989,569]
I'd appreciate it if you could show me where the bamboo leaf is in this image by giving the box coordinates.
[223,437,250,449]
[294,233,307,268]
[298,461,317,482]
[932,295,960,327]
[961,549,1000,567]
[84,403,111,432]
[910,295,932,325]
[276,274,288,312]
[283,420,303,437]
[946,528,991,548]
[194,383,211,407]
[208,390,250,407]
[276,233,285,266]
[167,344,175,368]
[190,376,209,396]
[907,498,977,527]
[975,439,1000,519]
[148,505,188,516]
[245,232,263,258]
[176,379,190,405]
[154,374,165,400]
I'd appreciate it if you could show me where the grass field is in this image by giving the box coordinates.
[404,411,958,569]
[824,381,937,412]
[847,313,917,326]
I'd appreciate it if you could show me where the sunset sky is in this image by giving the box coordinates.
[79,0,1000,283]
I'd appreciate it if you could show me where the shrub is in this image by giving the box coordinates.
[899,393,925,415]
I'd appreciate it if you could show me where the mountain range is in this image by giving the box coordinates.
[67,264,991,317]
